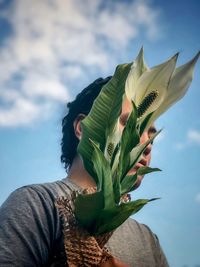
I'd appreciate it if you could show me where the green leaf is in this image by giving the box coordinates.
[96,199,151,235]
[74,191,104,233]
[120,167,161,195]
[119,102,140,174]
[77,63,132,185]
[137,166,161,176]
[123,130,161,180]
[90,139,115,208]
[120,101,139,156]
[104,121,121,163]
[120,174,138,195]
[138,111,154,136]
[110,143,120,169]
[112,176,122,205]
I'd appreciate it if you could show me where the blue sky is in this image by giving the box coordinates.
[0,0,199,266]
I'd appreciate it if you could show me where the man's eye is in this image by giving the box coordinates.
[148,132,155,139]
[148,127,157,143]
[150,140,154,145]
[119,117,127,126]
[119,114,129,126]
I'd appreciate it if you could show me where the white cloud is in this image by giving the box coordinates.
[0,98,43,127]
[21,74,69,102]
[0,0,161,127]
[61,65,84,80]
[187,129,200,145]
[174,128,200,150]
[195,193,200,203]
[174,142,186,150]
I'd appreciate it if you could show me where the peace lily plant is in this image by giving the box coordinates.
[74,48,199,236]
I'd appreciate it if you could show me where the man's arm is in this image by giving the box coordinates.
[0,186,58,266]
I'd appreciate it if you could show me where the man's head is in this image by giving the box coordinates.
[61,77,156,188]
[119,97,157,189]
[61,77,112,171]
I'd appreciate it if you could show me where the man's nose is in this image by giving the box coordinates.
[143,143,152,156]
[140,132,152,156]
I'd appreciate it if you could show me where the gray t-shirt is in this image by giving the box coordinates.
[0,178,169,267]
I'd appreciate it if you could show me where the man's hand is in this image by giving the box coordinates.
[100,256,130,267]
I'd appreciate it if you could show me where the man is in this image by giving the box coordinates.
[0,77,169,266]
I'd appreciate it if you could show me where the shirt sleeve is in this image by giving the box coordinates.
[0,186,59,267]
[154,234,169,267]
[143,224,169,267]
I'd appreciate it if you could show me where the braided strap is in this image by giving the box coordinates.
[55,188,113,266]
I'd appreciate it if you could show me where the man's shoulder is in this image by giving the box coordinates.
[1,178,79,214]
[106,218,168,266]
[112,217,157,241]
[0,178,77,266]
[14,178,79,201]
[124,217,158,239]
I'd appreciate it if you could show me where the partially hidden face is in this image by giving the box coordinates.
[119,97,157,189]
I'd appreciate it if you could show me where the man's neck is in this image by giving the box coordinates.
[67,156,96,189]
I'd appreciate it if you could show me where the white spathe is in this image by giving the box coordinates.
[125,48,199,124]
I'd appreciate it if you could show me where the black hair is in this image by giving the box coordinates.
[61,76,112,172]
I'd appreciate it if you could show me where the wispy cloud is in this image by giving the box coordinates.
[0,0,161,127]
[187,129,200,145]
[175,129,200,150]
[195,192,200,203]
[174,142,186,150]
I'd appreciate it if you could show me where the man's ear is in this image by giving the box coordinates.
[73,114,86,140]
